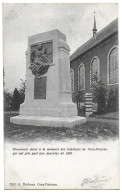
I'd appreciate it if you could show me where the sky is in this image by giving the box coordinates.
[3,3,118,92]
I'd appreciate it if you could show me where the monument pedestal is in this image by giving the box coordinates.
[10,29,87,127]
[10,115,86,128]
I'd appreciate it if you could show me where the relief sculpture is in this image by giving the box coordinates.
[29,43,53,78]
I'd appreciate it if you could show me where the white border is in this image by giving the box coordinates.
[1,1,122,195]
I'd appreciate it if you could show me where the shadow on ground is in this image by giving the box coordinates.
[4,113,119,143]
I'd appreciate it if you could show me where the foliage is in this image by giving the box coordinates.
[11,88,20,111]
[4,89,12,111]
[4,79,26,111]
[107,87,119,112]
[91,75,107,114]
[19,79,25,104]
[97,86,107,114]
[3,70,12,110]
[72,89,85,109]
[115,87,119,111]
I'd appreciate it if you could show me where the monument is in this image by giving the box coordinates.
[10,30,87,127]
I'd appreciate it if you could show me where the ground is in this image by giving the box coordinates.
[4,112,119,190]
[4,112,119,143]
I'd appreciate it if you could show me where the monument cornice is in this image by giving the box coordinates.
[58,39,70,51]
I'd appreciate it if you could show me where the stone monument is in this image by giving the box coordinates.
[10,30,87,127]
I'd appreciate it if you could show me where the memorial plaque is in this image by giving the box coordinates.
[34,76,47,99]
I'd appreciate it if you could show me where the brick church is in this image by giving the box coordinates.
[70,14,118,115]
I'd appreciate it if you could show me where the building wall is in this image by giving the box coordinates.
[70,34,118,93]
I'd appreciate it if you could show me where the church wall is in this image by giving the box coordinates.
[70,34,118,94]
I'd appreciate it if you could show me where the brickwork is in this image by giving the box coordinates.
[70,34,118,94]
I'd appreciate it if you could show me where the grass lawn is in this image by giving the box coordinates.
[4,113,119,143]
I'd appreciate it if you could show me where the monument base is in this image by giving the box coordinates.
[10,115,87,128]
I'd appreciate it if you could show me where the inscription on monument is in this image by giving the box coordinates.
[34,77,47,99]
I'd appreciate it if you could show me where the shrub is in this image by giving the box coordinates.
[115,87,119,111]
[11,88,20,111]
[72,89,85,109]
[107,88,119,112]
[4,90,12,111]
[91,75,107,114]
[97,86,107,114]
[19,79,25,104]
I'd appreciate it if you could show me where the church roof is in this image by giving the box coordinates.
[70,18,118,62]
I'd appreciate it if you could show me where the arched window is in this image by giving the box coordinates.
[70,69,74,91]
[109,47,118,84]
[91,57,100,85]
[78,64,85,90]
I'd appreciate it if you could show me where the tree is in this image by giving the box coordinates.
[72,89,85,109]
[91,75,107,114]
[19,79,25,104]
[97,86,107,114]
[4,89,12,111]
[107,89,118,112]
[11,88,20,111]
[3,70,13,110]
